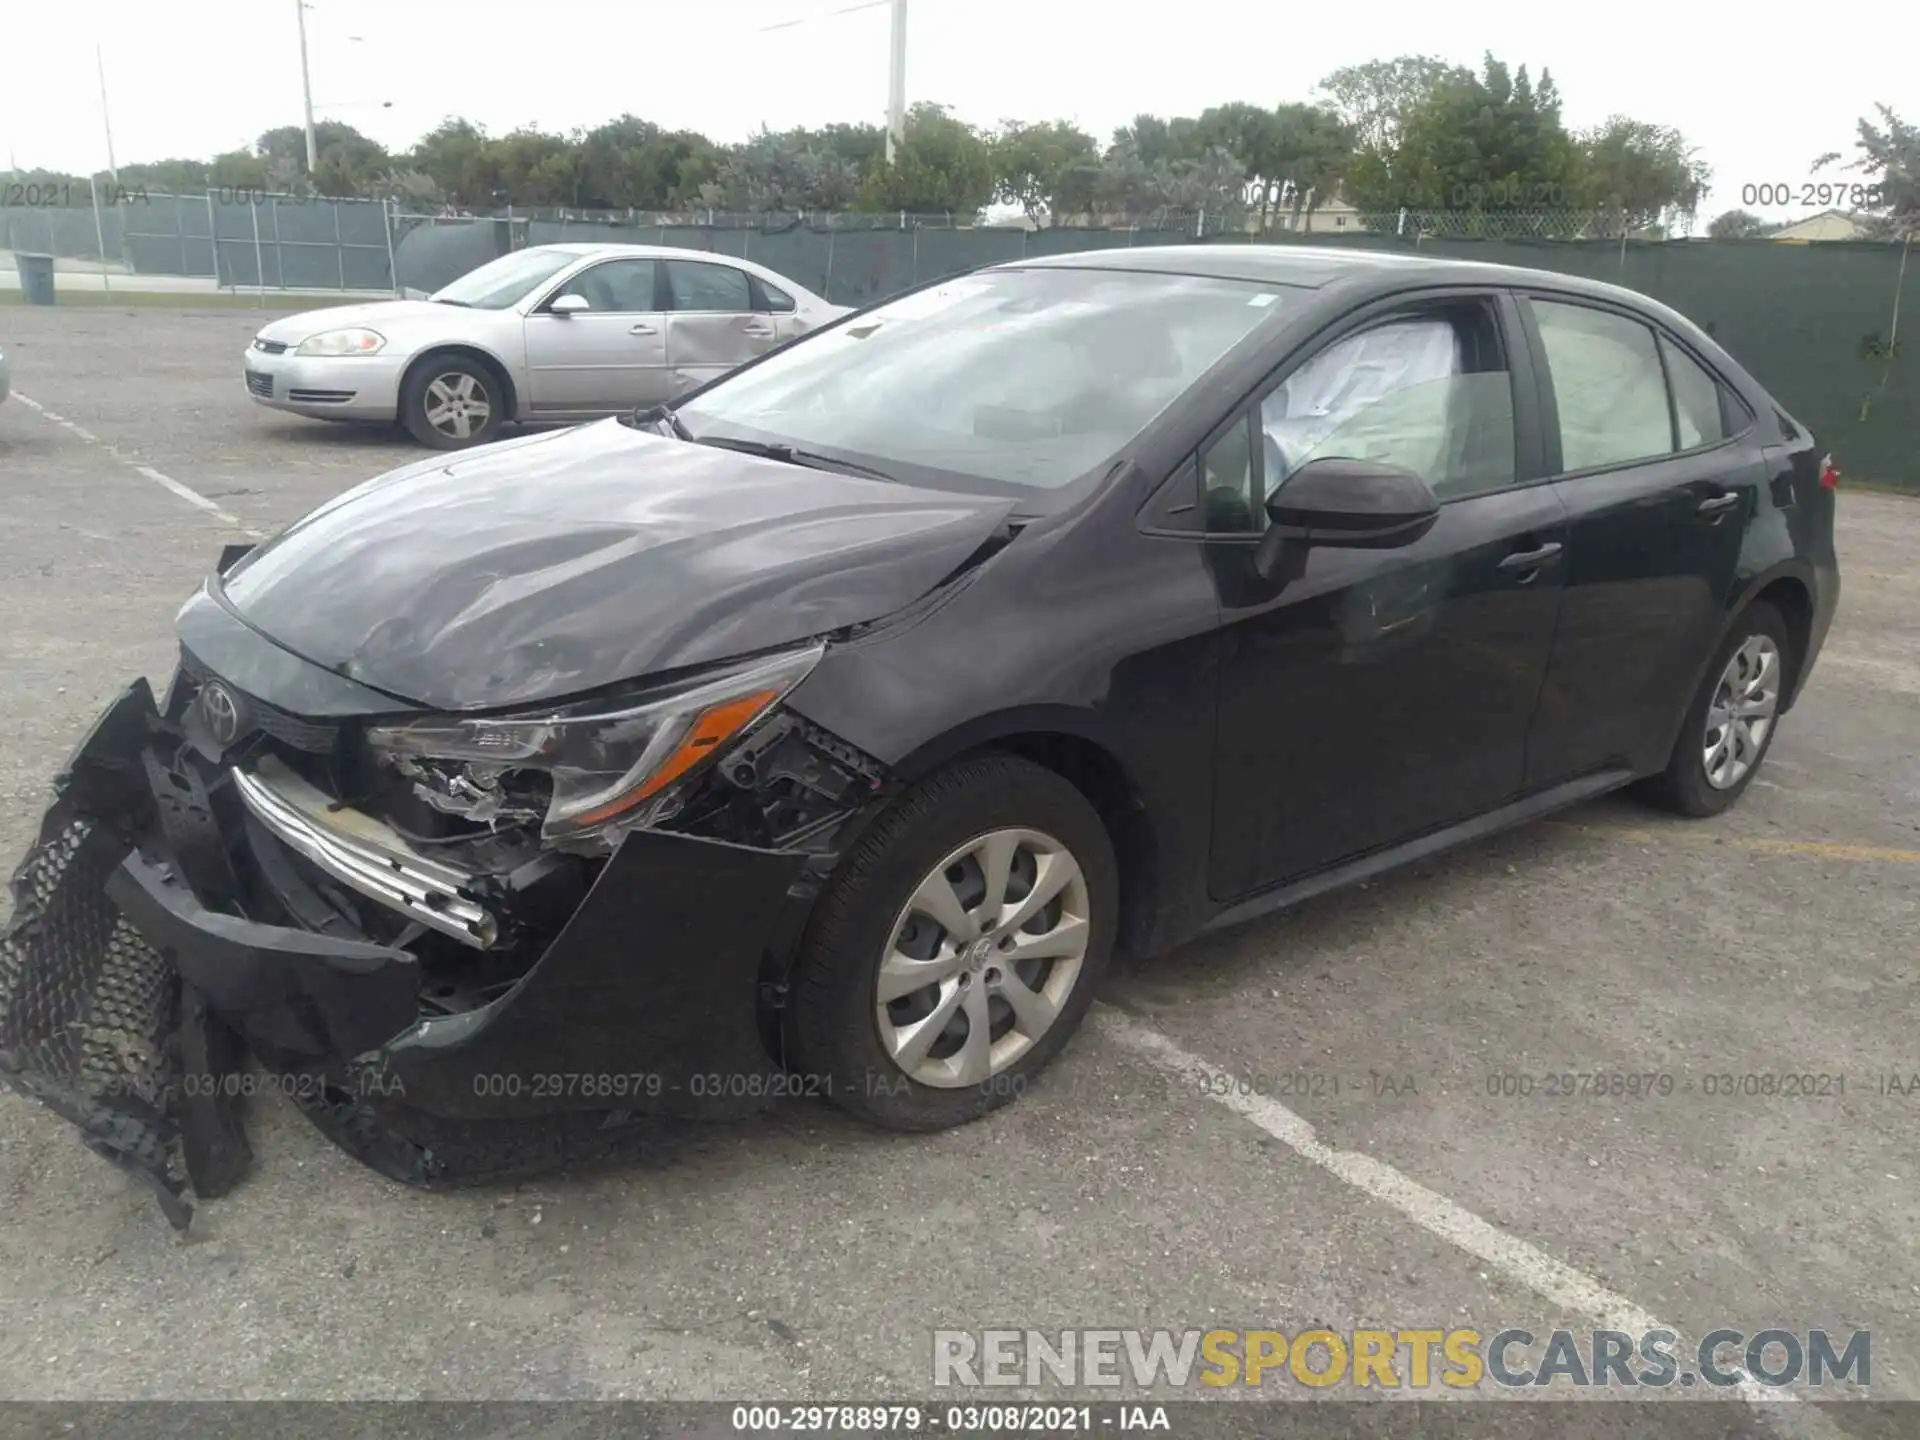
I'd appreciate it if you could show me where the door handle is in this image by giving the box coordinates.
[742,322,775,338]
[628,322,658,336]
[1498,541,1563,573]
[1697,492,1740,515]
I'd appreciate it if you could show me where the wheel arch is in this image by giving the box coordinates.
[886,707,1165,960]
[399,344,520,423]
[1656,562,1817,765]
[1743,572,1812,714]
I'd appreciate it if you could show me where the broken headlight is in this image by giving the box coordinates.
[364,644,823,846]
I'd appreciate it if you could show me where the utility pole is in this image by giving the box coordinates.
[884,0,907,162]
[758,0,906,158]
[296,0,318,174]
[95,45,118,183]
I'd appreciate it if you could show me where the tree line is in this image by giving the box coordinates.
[10,55,1912,237]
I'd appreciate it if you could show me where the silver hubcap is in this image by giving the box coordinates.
[1703,634,1780,789]
[423,372,491,439]
[875,828,1091,1089]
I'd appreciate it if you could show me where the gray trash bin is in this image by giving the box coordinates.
[15,252,56,305]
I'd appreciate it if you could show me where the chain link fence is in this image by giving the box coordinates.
[1,192,1911,485]
[1,190,399,290]
[8,193,1911,290]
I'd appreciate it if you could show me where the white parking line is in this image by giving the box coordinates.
[1098,1008,1847,1436]
[14,391,261,536]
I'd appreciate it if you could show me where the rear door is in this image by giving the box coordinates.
[1517,293,1763,788]
[662,259,782,395]
[522,257,669,413]
[749,273,811,343]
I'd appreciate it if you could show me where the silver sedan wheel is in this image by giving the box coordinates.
[1703,634,1781,789]
[875,828,1091,1089]
[422,371,491,441]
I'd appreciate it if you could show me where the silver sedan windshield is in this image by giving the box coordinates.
[430,248,579,309]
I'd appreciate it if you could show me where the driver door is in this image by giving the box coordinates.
[522,257,670,414]
[1205,292,1571,899]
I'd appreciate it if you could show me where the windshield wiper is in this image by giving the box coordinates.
[691,435,899,484]
[627,403,693,440]
[430,296,472,307]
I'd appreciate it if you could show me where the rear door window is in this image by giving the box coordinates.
[664,260,755,313]
[1529,299,1673,471]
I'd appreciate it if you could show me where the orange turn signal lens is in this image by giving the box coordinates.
[566,688,782,828]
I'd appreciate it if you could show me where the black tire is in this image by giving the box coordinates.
[786,753,1118,1132]
[1639,601,1794,817]
[400,353,505,450]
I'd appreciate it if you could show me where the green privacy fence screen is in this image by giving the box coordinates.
[3,193,1912,486]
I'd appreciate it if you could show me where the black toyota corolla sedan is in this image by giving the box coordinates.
[1,246,1839,1225]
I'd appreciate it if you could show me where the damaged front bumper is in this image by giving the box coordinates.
[0,679,818,1229]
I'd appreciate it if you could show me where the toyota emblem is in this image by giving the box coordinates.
[200,683,242,747]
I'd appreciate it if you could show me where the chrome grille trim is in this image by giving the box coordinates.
[232,756,497,948]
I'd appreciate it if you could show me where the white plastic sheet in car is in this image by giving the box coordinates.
[1263,320,1458,478]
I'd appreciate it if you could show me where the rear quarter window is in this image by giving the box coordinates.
[1661,337,1727,449]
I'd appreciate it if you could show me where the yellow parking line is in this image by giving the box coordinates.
[1543,821,1920,864]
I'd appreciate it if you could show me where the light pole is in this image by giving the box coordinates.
[95,45,118,183]
[885,0,906,162]
[759,0,907,160]
[296,0,318,173]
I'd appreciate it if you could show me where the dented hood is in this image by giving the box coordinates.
[215,419,1016,710]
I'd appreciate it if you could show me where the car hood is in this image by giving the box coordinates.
[213,419,1018,711]
[255,299,466,345]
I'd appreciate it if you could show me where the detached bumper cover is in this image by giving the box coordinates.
[0,682,190,1220]
[0,680,810,1227]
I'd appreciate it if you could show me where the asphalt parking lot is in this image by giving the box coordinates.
[0,305,1915,1426]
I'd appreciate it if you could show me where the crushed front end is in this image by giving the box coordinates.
[0,594,888,1230]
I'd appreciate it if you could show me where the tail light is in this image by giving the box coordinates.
[1819,454,1841,489]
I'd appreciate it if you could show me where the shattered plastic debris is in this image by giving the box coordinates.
[0,807,191,1229]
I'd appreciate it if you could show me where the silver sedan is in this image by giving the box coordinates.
[242,243,846,449]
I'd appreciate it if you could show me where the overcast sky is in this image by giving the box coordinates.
[2,0,1904,225]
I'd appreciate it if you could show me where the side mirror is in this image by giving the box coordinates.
[1265,457,1440,548]
[549,293,589,316]
[1253,457,1440,581]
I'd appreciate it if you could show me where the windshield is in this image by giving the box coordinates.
[675,267,1298,491]
[430,248,580,309]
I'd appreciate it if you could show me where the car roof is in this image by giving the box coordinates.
[528,241,750,263]
[1000,242,1658,309]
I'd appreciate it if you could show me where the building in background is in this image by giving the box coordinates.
[1770,209,1876,241]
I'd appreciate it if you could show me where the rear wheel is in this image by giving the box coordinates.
[1641,601,1792,816]
[401,354,504,449]
[786,753,1117,1131]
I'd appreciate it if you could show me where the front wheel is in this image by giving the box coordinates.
[1641,601,1793,816]
[400,355,504,449]
[786,753,1117,1131]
